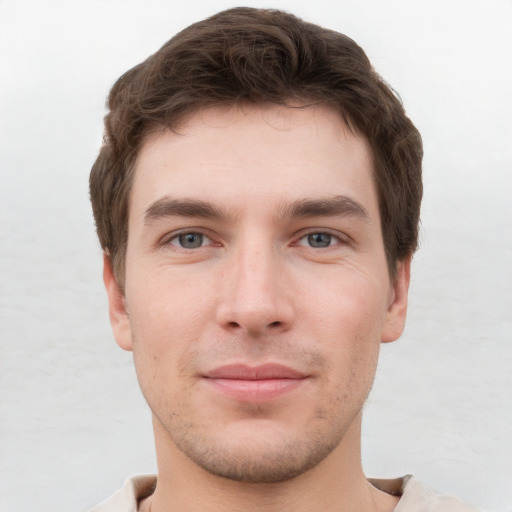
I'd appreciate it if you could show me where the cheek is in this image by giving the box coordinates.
[305,273,386,381]
[126,273,213,391]
[129,304,202,423]
[307,269,388,337]
[128,268,215,338]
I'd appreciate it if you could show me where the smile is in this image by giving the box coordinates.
[202,364,309,402]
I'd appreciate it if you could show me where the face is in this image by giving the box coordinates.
[105,104,410,483]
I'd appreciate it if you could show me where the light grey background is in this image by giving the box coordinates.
[1,1,511,511]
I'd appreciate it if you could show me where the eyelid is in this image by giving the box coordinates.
[171,232,211,248]
[293,228,352,247]
[157,226,352,249]
[159,228,220,248]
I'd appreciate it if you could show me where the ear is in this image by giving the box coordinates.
[381,256,411,343]
[103,253,133,351]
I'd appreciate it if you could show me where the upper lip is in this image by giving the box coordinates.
[204,364,307,380]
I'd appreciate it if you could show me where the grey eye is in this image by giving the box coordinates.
[176,232,204,248]
[307,233,332,247]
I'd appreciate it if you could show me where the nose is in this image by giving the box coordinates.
[215,240,295,336]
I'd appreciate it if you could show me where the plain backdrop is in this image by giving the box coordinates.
[0,1,511,511]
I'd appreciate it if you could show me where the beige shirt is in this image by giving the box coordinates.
[90,474,479,512]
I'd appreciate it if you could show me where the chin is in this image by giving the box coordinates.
[170,420,346,483]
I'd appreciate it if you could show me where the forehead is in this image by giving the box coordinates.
[130,104,377,220]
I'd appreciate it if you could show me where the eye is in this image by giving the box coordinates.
[298,232,339,248]
[169,232,211,249]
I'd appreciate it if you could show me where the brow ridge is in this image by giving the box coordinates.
[282,195,368,220]
[144,197,224,224]
[143,194,368,225]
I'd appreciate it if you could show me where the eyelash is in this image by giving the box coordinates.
[163,231,215,249]
[296,231,342,248]
[161,229,349,250]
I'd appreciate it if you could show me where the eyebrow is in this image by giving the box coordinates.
[281,195,369,220]
[144,197,224,224]
[143,195,368,225]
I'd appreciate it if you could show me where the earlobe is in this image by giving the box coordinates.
[381,256,411,343]
[103,253,133,351]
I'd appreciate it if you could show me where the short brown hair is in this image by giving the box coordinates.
[90,7,422,286]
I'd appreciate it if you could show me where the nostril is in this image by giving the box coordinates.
[269,321,282,328]
[228,321,240,329]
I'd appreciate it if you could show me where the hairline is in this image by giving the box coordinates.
[110,99,401,289]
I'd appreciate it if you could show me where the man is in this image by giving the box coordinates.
[89,7,478,512]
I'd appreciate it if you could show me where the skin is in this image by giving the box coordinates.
[104,104,410,511]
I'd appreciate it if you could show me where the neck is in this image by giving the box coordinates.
[143,413,398,512]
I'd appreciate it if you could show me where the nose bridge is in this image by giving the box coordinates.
[236,237,276,302]
[217,231,293,334]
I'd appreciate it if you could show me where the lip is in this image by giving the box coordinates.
[202,364,308,402]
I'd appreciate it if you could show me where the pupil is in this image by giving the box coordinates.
[180,233,203,248]
[308,233,331,247]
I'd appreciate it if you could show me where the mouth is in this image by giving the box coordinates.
[202,363,309,402]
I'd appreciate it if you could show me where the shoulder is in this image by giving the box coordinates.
[395,475,480,512]
[89,474,157,512]
[91,473,479,512]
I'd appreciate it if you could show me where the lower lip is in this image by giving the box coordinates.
[204,378,305,402]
